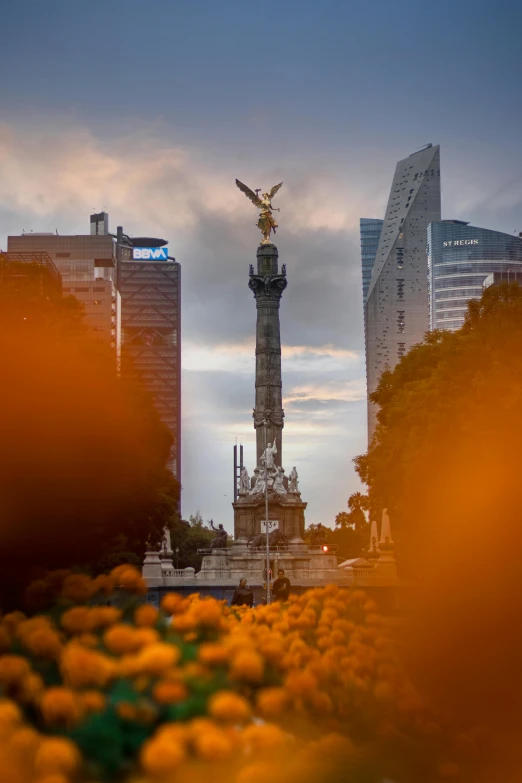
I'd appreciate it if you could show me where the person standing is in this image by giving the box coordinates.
[272,569,291,602]
[231,578,254,607]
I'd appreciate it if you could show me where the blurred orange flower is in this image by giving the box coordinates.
[208,690,251,723]
[152,680,188,705]
[230,650,264,683]
[40,687,83,727]
[135,604,159,628]
[34,737,81,776]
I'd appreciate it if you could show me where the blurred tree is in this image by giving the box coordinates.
[354,282,522,736]
[0,262,179,607]
[167,512,216,572]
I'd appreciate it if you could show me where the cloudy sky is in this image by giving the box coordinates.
[2,0,522,529]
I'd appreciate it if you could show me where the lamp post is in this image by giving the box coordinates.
[264,420,271,605]
[175,547,180,569]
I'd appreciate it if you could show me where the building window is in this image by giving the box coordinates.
[397,279,404,300]
[398,342,405,358]
[93,300,102,305]
[397,311,405,333]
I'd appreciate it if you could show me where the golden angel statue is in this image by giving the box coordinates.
[235,179,283,244]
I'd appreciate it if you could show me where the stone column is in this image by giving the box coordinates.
[248,244,287,467]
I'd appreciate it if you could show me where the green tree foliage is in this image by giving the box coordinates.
[167,512,215,572]
[354,283,522,731]
[0,261,179,606]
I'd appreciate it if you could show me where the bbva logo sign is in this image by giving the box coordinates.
[132,247,169,260]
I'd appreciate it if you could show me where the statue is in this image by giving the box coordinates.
[235,180,283,245]
[288,466,299,492]
[239,466,250,494]
[249,469,266,495]
[260,441,277,470]
[209,520,228,550]
[273,466,286,495]
[248,529,289,549]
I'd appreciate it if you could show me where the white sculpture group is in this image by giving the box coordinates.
[237,444,299,498]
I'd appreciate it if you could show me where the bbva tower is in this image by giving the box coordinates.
[364,144,441,441]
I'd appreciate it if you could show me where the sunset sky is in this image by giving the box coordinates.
[2,0,522,528]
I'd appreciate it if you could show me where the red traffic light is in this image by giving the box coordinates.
[322,545,329,552]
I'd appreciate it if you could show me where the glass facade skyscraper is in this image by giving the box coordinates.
[120,258,181,481]
[428,221,522,331]
[360,218,384,301]
[364,144,441,441]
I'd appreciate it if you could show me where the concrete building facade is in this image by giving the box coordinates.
[8,218,117,348]
[364,145,441,441]
[428,221,522,331]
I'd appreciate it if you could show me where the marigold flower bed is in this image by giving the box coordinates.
[0,566,476,782]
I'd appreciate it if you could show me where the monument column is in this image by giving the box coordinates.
[249,243,287,467]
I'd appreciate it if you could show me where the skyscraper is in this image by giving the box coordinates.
[364,145,441,440]
[8,216,118,347]
[119,250,181,481]
[428,221,522,331]
[360,218,384,301]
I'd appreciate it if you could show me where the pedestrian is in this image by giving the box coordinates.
[272,569,291,602]
[231,577,254,607]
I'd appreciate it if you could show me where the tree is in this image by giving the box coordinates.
[0,268,179,606]
[354,283,522,731]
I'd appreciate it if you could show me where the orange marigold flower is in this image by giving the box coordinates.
[242,723,287,753]
[208,690,251,723]
[1,611,25,633]
[81,691,106,714]
[103,624,140,655]
[112,566,147,595]
[193,599,222,628]
[61,643,116,688]
[0,699,22,729]
[135,643,180,676]
[135,604,159,628]
[153,680,188,705]
[0,655,31,686]
[61,607,95,635]
[193,727,233,761]
[256,687,288,718]
[284,670,318,697]
[90,606,122,628]
[116,702,138,721]
[19,672,45,704]
[198,642,229,666]
[10,726,41,758]
[19,625,62,661]
[34,737,81,776]
[40,687,82,727]
[309,691,333,714]
[134,628,161,649]
[160,592,186,615]
[230,650,264,683]
[61,574,98,604]
[140,736,186,775]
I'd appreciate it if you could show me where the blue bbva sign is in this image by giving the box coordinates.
[132,247,169,261]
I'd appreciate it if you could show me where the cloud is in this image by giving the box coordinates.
[0,118,370,529]
[284,379,366,405]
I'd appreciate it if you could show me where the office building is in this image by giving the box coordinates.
[0,251,62,298]
[119,247,181,481]
[360,218,384,301]
[428,221,522,330]
[8,214,118,347]
[364,145,441,441]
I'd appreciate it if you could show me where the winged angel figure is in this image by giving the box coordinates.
[235,180,283,244]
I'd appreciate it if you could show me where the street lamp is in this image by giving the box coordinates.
[175,547,180,569]
[264,420,271,605]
